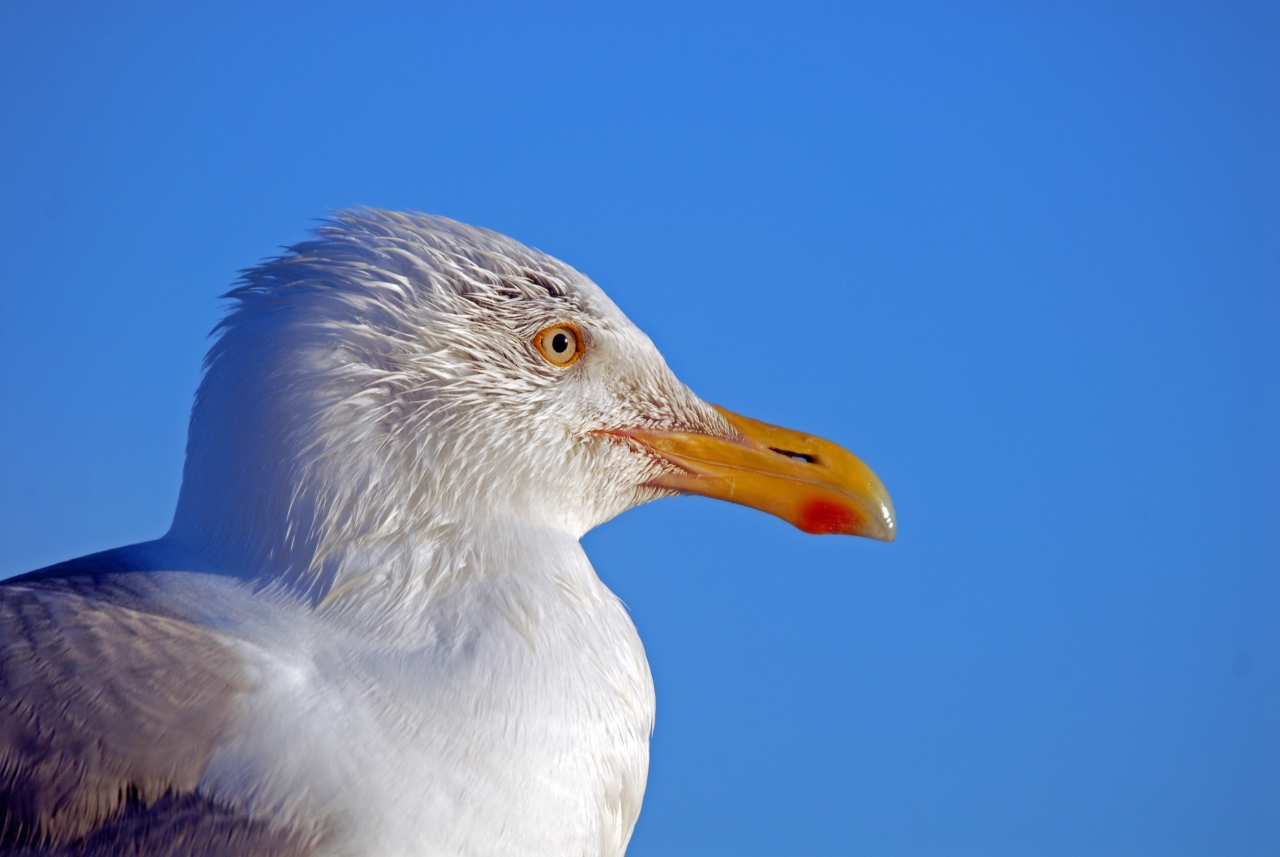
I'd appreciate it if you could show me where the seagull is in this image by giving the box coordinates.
[0,210,895,857]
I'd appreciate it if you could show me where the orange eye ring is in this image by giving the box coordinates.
[534,323,584,367]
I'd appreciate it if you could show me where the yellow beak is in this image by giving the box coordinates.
[615,405,896,541]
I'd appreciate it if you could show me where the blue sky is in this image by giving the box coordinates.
[1,3,1276,854]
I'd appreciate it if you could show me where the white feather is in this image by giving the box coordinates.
[134,210,736,855]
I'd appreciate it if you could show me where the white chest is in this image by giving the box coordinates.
[202,569,655,857]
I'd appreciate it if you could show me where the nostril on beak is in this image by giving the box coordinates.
[769,447,817,464]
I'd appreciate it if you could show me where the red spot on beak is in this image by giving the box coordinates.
[797,499,860,535]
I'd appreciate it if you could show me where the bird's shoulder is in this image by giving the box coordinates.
[0,550,317,854]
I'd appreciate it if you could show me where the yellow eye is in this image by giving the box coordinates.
[535,323,584,367]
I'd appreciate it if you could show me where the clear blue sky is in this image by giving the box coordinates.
[1,3,1276,855]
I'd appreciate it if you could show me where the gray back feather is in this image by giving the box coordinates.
[4,792,319,857]
[0,573,252,850]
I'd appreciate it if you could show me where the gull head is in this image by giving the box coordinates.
[167,210,894,591]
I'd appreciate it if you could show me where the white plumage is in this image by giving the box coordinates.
[0,210,893,856]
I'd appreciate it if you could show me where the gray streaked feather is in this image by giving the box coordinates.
[4,792,320,857]
[0,572,250,849]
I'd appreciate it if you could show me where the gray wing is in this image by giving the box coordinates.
[0,566,319,856]
[5,793,318,857]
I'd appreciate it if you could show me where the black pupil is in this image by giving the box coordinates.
[552,332,570,354]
